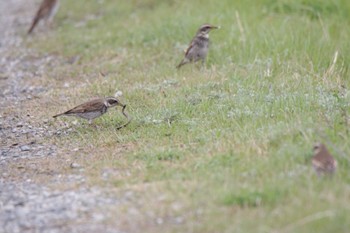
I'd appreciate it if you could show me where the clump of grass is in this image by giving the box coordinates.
[222,188,285,207]
[134,149,183,162]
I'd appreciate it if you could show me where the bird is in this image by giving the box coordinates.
[53,97,125,124]
[176,24,219,69]
[312,143,337,175]
[28,0,60,34]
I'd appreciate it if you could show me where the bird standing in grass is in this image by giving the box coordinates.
[53,97,125,124]
[177,24,219,69]
[28,0,60,34]
[312,143,337,176]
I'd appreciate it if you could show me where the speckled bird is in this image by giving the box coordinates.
[312,143,337,175]
[53,97,124,124]
[176,24,219,69]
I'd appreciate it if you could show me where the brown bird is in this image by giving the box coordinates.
[28,0,60,34]
[53,97,124,124]
[312,143,337,175]
[177,24,219,69]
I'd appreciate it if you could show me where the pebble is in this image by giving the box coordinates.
[70,162,82,169]
[156,217,164,225]
[20,145,31,151]
[114,90,123,97]
[174,216,184,224]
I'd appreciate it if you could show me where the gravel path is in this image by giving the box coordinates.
[0,182,123,233]
[0,1,129,232]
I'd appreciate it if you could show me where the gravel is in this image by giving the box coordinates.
[0,115,58,163]
[0,181,124,233]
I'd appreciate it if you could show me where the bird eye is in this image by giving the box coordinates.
[108,99,118,104]
[313,144,320,151]
[200,26,210,31]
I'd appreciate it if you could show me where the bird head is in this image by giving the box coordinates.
[197,24,219,36]
[105,97,124,108]
[313,142,325,154]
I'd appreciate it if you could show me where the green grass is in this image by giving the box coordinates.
[30,0,350,232]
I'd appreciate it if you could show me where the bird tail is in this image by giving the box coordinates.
[53,113,64,118]
[28,15,41,34]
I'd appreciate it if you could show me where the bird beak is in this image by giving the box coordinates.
[115,103,125,112]
[211,25,220,30]
[118,102,126,108]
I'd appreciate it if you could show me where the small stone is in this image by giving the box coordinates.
[114,91,123,97]
[70,162,82,169]
[174,216,184,224]
[92,213,105,222]
[101,172,109,180]
[156,217,163,225]
[20,145,31,151]
[152,119,162,124]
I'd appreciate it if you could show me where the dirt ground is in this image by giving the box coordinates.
[0,1,143,232]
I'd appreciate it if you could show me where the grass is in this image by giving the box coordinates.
[25,0,350,232]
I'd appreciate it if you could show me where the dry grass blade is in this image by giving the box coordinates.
[323,50,339,80]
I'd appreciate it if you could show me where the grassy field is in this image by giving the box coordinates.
[28,0,350,232]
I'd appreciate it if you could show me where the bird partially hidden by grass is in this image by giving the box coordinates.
[53,97,131,129]
[28,0,60,34]
[177,24,219,69]
[312,143,337,176]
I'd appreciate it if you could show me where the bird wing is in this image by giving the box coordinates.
[312,156,336,170]
[184,39,195,57]
[64,99,105,114]
[312,159,324,169]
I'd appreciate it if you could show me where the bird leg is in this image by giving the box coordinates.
[200,58,206,70]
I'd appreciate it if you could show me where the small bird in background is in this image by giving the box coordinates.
[177,24,219,69]
[28,0,60,34]
[53,97,125,124]
[312,143,337,176]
